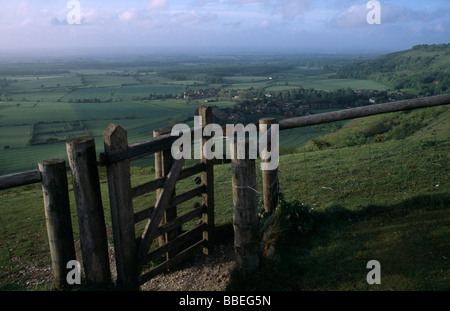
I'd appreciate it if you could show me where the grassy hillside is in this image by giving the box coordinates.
[336,44,450,95]
[0,105,448,290]
[227,105,450,290]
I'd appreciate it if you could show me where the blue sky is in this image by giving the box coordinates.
[0,0,449,55]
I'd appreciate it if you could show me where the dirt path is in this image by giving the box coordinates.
[140,242,235,291]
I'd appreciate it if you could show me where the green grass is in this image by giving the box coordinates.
[268,75,389,91]
[279,126,325,149]
[83,75,138,87]
[7,75,82,91]
[112,84,185,100]
[0,101,78,124]
[0,125,31,148]
[64,87,118,102]
[223,76,271,84]
[1,105,448,291]
[228,194,449,291]
[0,142,69,175]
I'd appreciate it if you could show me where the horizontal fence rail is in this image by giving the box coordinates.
[278,93,450,130]
[99,134,180,165]
[0,170,42,191]
[97,94,450,165]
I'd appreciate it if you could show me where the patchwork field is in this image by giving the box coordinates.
[0,59,390,175]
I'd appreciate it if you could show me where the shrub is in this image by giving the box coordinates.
[260,196,315,258]
[311,138,332,150]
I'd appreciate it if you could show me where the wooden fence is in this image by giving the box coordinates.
[0,93,449,289]
[97,106,215,288]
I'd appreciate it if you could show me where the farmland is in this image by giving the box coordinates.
[1,53,390,175]
[0,48,449,291]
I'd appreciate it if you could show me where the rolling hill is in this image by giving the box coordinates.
[336,44,450,94]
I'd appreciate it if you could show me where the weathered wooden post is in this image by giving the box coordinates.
[231,139,259,273]
[153,128,179,258]
[259,118,279,214]
[200,106,215,255]
[39,159,76,289]
[66,137,111,285]
[103,124,138,288]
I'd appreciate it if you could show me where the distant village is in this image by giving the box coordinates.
[181,85,409,125]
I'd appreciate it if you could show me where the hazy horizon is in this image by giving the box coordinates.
[0,0,449,60]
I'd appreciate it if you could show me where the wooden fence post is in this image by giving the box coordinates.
[103,125,138,289]
[200,106,215,255]
[231,139,259,273]
[259,118,279,214]
[66,137,111,285]
[154,128,179,258]
[39,159,76,289]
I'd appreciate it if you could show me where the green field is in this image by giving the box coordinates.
[112,84,185,100]
[0,58,392,175]
[0,125,31,148]
[267,75,389,91]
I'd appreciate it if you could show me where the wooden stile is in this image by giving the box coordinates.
[103,125,139,288]
[66,137,111,285]
[138,157,186,267]
[154,129,179,257]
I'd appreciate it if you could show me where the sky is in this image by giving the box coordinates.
[0,0,449,56]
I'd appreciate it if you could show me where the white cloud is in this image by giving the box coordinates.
[119,8,138,22]
[279,0,312,20]
[169,10,218,28]
[434,24,445,32]
[328,4,368,28]
[232,0,312,20]
[0,0,449,53]
[257,20,270,28]
[147,0,168,10]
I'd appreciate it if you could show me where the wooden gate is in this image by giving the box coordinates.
[99,106,215,288]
